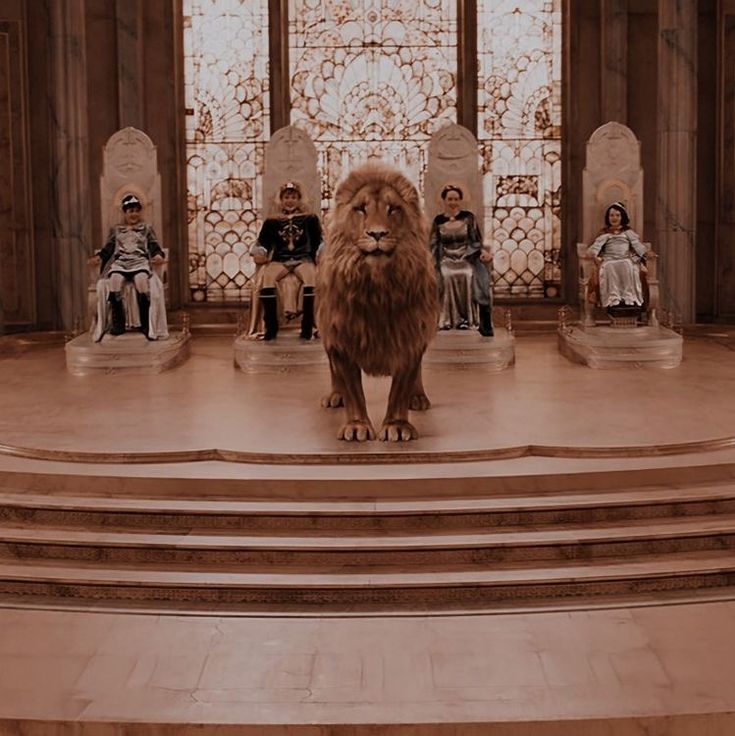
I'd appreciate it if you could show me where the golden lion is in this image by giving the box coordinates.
[317,162,439,442]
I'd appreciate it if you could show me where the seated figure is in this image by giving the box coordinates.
[430,184,493,337]
[249,181,322,341]
[587,201,649,319]
[90,194,167,341]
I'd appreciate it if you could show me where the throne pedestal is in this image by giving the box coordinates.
[65,331,191,376]
[425,328,515,371]
[234,331,327,374]
[558,323,682,369]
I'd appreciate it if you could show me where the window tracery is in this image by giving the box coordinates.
[183,0,269,302]
[478,0,562,298]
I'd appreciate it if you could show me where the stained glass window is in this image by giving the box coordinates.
[288,0,458,211]
[477,0,563,298]
[183,0,269,303]
[183,0,563,303]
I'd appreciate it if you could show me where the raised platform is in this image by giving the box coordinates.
[558,324,683,369]
[233,331,327,374]
[4,331,735,733]
[65,330,191,375]
[234,328,515,375]
[424,327,515,370]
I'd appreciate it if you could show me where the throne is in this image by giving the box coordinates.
[559,122,682,368]
[65,127,190,374]
[423,123,514,371]
[234,126,327,373]
[246,125,321,339]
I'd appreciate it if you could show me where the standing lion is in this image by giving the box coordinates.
[317,162,439,442]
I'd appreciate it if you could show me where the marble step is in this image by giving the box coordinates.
[2,484,735,532]
[4,463,735,500]
[2,514,735,569]
[0,550,734,610]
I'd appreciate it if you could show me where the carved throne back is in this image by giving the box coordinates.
[577,121,658,327]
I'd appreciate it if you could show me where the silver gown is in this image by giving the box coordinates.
[588,229,647,307]
[430,211,490,330]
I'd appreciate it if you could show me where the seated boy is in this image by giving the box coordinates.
[90,194,166,340]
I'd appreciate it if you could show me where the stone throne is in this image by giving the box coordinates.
[577,121,658,328]
[65,127,190,375]
[246,125,321,339]
[558,121,682,369]
[235,125,326,373]
[423,123,514,372]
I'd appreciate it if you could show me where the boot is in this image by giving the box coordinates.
[478,304,494,337]
[260,287,279,341]
[137,292,153,340]
[109,292,126,336]
[300,287,315,340]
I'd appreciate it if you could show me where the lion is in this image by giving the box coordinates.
[316,162,439,442]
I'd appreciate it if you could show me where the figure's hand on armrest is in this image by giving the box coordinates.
[151,254,165,265]
[252,254,269,265]
[479,249,492,263]
[88,254,101,267]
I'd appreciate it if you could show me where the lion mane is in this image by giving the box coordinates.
[317,162,439,442]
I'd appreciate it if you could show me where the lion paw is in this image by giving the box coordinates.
[321,391,344,408]
[409,393,431,411]
[379,420,418,442]
[338,421,376,442]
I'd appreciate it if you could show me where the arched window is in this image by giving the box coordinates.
[183,0,562,303]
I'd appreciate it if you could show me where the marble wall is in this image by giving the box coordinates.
[0,3,34,329]
[719,4,735,320]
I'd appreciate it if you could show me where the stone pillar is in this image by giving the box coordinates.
[600,0,627,123]
[48,0,92,330]
[116,0,144,128]
[656,0,697,323]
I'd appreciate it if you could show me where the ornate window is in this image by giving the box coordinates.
[288,0,458,211]
[183,0,270,303]
[183,0,562,302]
[477,0,563,298]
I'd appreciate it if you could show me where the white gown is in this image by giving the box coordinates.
[588,229,647,308]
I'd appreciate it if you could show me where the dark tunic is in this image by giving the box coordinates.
[256,213,322,263]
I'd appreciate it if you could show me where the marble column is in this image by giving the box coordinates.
[600,0,627,124]
[656,0,697,324]
[48,0,93,331]
[116,0,144,128]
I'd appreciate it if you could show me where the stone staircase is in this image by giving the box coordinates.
[1,466,735,612]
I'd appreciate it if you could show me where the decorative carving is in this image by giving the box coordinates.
[262,126,320,219]
[426,124,483,222]
[582,121,644,245]
[99,127,163,244]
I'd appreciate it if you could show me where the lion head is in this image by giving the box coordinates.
[317,162,438,378]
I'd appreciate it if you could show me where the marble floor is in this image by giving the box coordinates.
[0,601,734,733]
[2,332,735,733]
[0,333,733,462]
